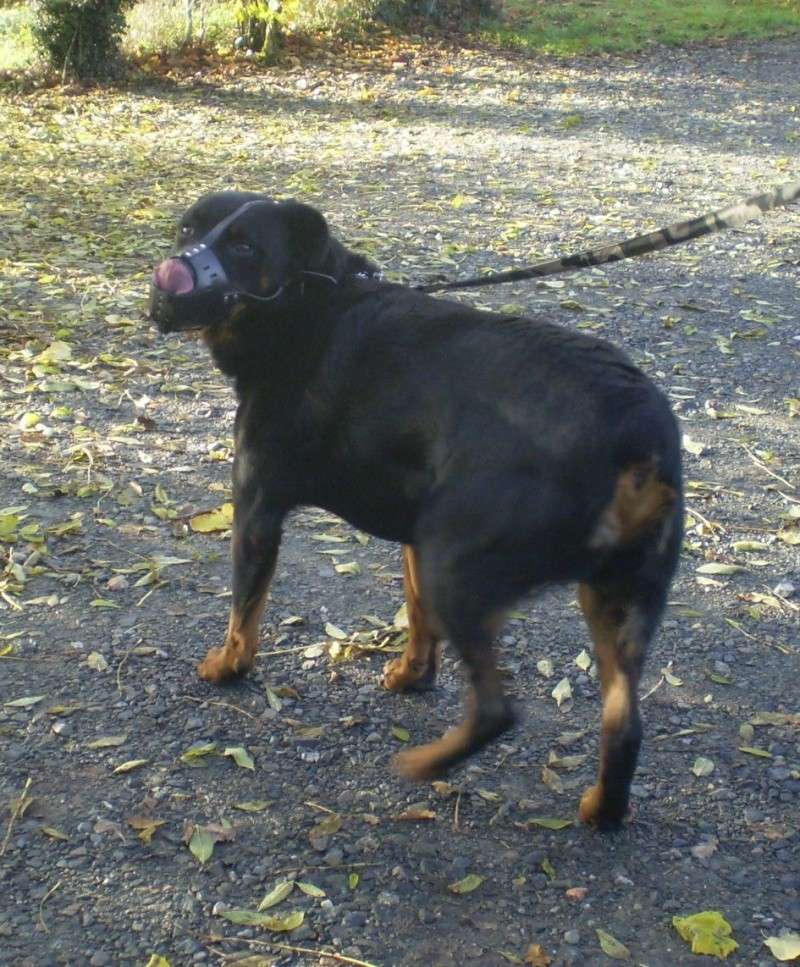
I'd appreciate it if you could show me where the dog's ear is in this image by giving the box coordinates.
[280,200,330,268]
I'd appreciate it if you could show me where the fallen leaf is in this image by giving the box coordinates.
[180,742,218,766]
[738,746,772,758]
[41,826,68,841]
[189,503,234,533]
[764,933,800,961]
[4,695,45,708]
[144,957,172,967]
[575,649,592,671]
[596,928,631,960]
[566,886,588,901]
[309,813,342,843]
[264,683,283,711]
[525,817,573,830]
[551,677,572,708]
[395,808,436,821]
[391,725,410,742]
[113,759,149,775]
[296,881,326,897]
[683,435,706,456]
[233,800,271,812]
[673,911,739,959]
[547,751,587,771]
[128,816,166,844]
[692,756,715,777]
[525,944,553,966]
[221,908,305,931]
[188,827,215,865]
[87,735,127,749]
[86,651,109,672]
[537,658,554,678]
[696,563,746,575]
[257,880,294,910]
[223,746,255,771]
[325,622,348,640]
[448,873,484,894]
[541,766,564,794]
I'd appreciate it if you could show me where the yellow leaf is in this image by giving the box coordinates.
[764,933,800,961]
[189,503,234,533]
[113,759,149,775]
[257,880,294,910]
[551,677,572,707]
[296,881,326,897]
[673,911,739,959]
[87,735,127,749]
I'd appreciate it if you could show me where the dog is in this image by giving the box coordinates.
[150,191,683,830]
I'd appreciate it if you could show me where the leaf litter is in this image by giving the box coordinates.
[0,28,798,967]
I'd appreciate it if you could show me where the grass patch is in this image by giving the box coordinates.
[125,0,237,56]
[0,3,36,71]
[482,0,800,55]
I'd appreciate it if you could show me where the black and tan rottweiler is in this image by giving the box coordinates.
[150,191,683,829]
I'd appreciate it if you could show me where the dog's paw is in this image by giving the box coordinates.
[382,656,436,692]
[578,784,627,831]
[197,647,241,683]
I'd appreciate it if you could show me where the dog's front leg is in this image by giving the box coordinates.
[383,545,441,692]
[198,493,284,684]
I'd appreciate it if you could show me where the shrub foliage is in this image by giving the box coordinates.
[32,0,133,80]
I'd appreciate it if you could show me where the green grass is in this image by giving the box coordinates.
[2,0,800,72]
[482,0,800,55]
[0,3,35,71]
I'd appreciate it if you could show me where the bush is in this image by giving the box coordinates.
[32,0,134,80]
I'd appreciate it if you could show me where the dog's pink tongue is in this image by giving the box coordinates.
[153,258,194,295]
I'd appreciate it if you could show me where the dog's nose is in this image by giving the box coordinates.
[153,258,194,295]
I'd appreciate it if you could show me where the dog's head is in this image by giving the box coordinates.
[149,191,343,334]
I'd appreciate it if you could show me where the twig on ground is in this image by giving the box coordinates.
[454,790,462,830]
[268,861,382,877]
[640,675,665,702]
[1,777,33,860]
[209,935,381,967]
[180,695,258,720]
[258,643,315,657]
[685,504,724,532]
[116,646,133,694]
[37,879,61,933]
[741,444,796,490]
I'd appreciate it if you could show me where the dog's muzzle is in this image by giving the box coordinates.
[149,201,285,333]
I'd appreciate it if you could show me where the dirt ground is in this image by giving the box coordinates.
[1,33,798,967]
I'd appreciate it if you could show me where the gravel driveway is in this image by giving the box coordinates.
[1,34,798,967]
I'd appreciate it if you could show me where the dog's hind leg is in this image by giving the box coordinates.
[394,618,515,781]
[577,568,675,829]
[383,545,442,692]
[393,532,516,779]
[198,505,283,684]
[395,623,514,780]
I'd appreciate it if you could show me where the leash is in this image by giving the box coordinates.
[416,178,800,293]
